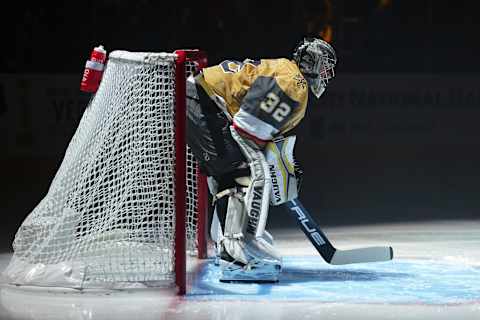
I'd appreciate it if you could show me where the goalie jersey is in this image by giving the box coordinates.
[196,58,309,142]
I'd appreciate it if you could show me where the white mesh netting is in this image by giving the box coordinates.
[3,51,201,289]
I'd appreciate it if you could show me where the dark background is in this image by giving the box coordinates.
[3,0,480,73]
[1,0,479,249]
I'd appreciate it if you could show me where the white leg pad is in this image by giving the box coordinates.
[220,237,282,282]
[216,127,281,281]
[262,230,274,246]
[229,127,271,238]
[219,189,281,282]
[210,208,223,266]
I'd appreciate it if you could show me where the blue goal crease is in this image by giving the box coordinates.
[186,256,480,305]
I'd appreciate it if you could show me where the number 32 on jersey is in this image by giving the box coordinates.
[260,92,292,123]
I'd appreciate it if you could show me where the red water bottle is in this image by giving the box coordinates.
[80,45,107,93]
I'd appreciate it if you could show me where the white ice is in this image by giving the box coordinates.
[1,220,479,320]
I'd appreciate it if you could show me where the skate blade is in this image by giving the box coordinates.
[219,260,280,283]
[220,278,278,283]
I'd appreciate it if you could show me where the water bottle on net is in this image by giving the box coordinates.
[80,45,107,93]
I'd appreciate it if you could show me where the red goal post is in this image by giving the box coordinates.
[174,49,209,294]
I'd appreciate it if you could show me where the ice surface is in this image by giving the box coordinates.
[189,256,480,305]
[1,220,479,320]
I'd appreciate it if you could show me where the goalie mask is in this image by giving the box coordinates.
[293,37,337,98]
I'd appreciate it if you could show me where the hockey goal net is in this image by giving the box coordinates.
[2,49,208,294]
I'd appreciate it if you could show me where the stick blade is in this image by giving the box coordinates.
[329,246,394,265]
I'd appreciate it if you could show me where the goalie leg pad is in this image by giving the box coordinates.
[220,236,282,283]
[211,198,274,266]
[264,136,300,206]
[218,188,281,282]
[210,206,224,266]
[219,249,281,283]
[210,173,274,266]
[229,127,271,238]
[262,230,274,246]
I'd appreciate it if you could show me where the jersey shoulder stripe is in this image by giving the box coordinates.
[240,76,299,132]
[258,58,309,105]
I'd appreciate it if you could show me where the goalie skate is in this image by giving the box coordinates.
[213,230,275,266]
[218,237,282,283]
[220,258,281,283]
[210,193,275,267]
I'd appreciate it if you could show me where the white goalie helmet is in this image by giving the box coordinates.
[293,37,337,98]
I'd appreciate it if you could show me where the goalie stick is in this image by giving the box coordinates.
[283,199,394,265]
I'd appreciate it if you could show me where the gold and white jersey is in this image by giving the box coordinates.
[196,58,309,142]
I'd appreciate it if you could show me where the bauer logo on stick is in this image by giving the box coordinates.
[289,204,326,247]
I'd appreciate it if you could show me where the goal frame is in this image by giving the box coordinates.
[3,49,210,296]
[174,49,209,295]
